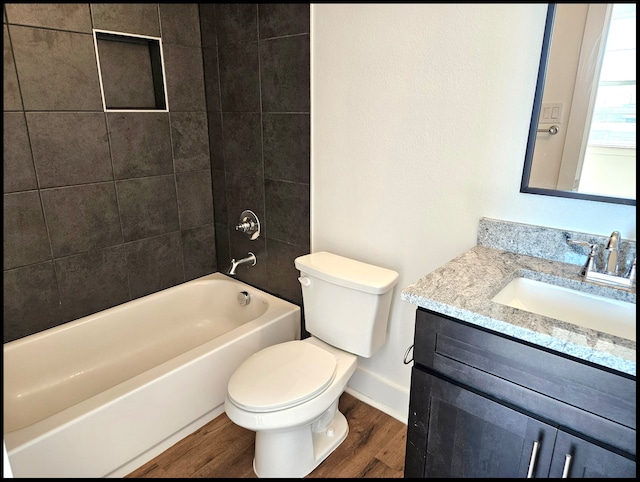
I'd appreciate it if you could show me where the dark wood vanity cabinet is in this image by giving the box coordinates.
[405,308,636,478]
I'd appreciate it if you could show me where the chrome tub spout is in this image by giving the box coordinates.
[227,252,257,275]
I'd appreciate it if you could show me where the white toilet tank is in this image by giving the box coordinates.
[294,252,399,358]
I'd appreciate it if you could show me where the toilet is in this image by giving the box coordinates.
[224,251,399,478]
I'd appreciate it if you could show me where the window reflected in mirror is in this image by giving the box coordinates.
[580,4,635,198]
[521,3,636,205]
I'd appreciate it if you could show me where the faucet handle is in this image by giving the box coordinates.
[625,256,636,284]
[567,239,597,276]
[567,238,591,249]
[235,210,260,240]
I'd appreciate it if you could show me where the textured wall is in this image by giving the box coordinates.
[3,4,215,342]
[311,4,635,421]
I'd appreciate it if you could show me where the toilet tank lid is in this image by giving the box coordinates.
[295,252,399,295]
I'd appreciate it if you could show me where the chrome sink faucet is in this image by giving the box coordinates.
[227,252,257,275]
[567,231,635,289]
[603,231,620,275]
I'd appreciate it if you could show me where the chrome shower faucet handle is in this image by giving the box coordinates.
[235,210,260,240]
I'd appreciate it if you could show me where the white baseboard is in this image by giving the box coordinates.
[345,366,409,424]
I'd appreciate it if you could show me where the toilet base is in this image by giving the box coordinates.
[253,407,349,478]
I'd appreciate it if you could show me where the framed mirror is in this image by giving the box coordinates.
[521,3,636,206]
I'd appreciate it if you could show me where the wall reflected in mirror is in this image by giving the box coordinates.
[521,3,636,205]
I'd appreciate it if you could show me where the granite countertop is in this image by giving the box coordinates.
[401,244,636,377]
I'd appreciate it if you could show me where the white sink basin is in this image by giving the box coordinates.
[492,277,636,342]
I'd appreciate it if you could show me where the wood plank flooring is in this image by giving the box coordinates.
[126,392,407,478]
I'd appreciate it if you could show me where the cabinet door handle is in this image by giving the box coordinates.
[526,441,540,478]
[561,454,572,478]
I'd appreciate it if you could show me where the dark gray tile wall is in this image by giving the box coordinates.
[96,38,157,110]
[3,3,310,344]
[3,4,216,343]
[199,5,310,306]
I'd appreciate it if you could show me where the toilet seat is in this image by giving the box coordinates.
[227,340,337,412]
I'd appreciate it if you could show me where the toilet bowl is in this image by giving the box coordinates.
[224,252,399,478]
[225,337,357,478]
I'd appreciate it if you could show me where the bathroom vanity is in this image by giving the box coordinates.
[402,218,636,478]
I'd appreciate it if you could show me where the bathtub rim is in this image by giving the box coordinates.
[4,271,301,449]
[3,271,281,350]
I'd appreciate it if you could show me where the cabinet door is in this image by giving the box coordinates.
[549,431,636,478]
[408,368,556,478]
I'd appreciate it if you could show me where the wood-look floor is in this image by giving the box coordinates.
[126,392,407,478]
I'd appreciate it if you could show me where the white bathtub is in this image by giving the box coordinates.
[3,272,300,478]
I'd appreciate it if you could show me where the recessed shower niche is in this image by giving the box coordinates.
[93,30,168,111]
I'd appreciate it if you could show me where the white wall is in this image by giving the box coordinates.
[310,4,636,422]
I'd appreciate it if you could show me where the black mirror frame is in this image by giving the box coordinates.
[520,3,636,206]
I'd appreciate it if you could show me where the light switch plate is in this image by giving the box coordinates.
[540,102,564,123]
